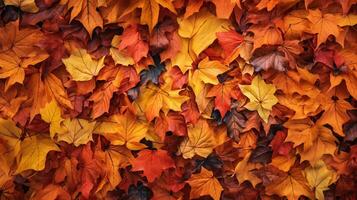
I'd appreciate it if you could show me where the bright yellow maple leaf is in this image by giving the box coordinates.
[62,48,105,81]
[94,112,148,150]
[15,135,60,174]
[186,167,223,200]
[178,119,216,159]
[239,75,278,123]
[57,118,96,147]
[304,160,338,200]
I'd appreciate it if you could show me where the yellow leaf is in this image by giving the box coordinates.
[239,76,278,123]
[0,118,22,162]
[234,152,262,186]
[177,9,229,57]
[186,167,223,200]
[304,160,338,200]
[4,0,39,13]
[135,81,189,121]
[171,38,193,73]
[57,118,96,147]
[62,48,105,81]
[192,57,229,85]
[40,101,64,139]
[16,135,60,174]
[178,119,216,159]
[94,112,148,150]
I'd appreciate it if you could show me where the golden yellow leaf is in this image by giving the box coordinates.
[62,48,105,81]
[304,160,338,200]
[135,81,189,121]
[94,112,148,150]
[177,9,229,57]
[16,135,60,174]
[239,76,278,123]
[186,167,223,200]
[191,57,229,85]
[57,118,96,147]
[40,101,64,139]
[0,118,22,163]
[178,119,216,159]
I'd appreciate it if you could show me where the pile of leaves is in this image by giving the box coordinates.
[0,0,357,199]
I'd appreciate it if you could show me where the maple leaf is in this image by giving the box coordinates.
[191,57,229,85]
[239,76,278,123]
[264,167,314,200]
[4,0,39,13]
[62,48,105,81]
[304,160,338,200]
[249,25,283,50]
[131,149,175,182]
[176,9,229,70]
[118,24,149,63]
[40,100,64,139]
[216,30,248,63]
[234,152,262,187]
[64,0,104,36]
[317,95,353,136]
[135,81,189,122]
[284,118,337,164]
[94,112,148,150]
[0,20,43,57]
[186,167,223,200]
[178,119,216,159]
[207,79,242,117]
[96,144,133,190]
[0,51,48,91]
[16,135,60,173]
[283,10,311,39]
[251,51,288,72]
[57,118,96,147]
[307,9,342,47]
[0,118,22,168]
[139,0,177,32]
